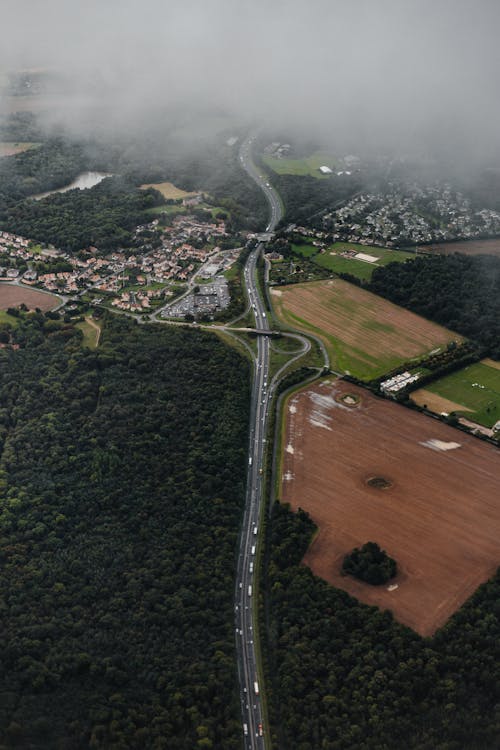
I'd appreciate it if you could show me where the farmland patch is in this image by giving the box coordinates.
[412,360,500,428]
[281,378,500,636]
[272,278,462,380]
[0,283,60,311]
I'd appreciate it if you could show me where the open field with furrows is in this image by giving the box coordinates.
[0,283,60,311]
[262,151,337,178]
[271,278,463,380]
[281,378,500,636]
[423,239,500,257]
[139,181,195,200]
[0,142,39,157]
[411,359,500,428]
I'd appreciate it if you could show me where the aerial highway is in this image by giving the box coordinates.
[234,135,282,747]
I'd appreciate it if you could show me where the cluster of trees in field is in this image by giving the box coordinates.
[342,542,397,585]
[263,502,500,750]
[368,254,500,359]
[1,177,164,252]
[0,314,250,749]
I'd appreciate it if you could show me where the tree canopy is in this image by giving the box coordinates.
[263,502,500,749]
[368,253,500,359]
[0,314,250,749]
[342,542,397,585]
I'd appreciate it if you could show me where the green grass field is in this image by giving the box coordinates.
[291,243,320,259]
[76,318,101,349]
[314,243,415,280]
[262,151,337,178]
[0,310,20,327]
[289,241,415,281]
[425,361,500,428]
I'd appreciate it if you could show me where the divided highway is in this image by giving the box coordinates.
[234,136,282,747]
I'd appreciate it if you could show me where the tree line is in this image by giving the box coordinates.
[368,253,500,359]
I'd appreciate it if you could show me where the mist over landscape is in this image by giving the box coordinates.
[2,0,500,160]
[1,4,500,750]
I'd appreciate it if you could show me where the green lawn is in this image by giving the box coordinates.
[0,310,20,327]
[291,243,320,259]
[315,243,415,280]
[75,319,98,349]
[262,151,337,178]
[425,361,500,428]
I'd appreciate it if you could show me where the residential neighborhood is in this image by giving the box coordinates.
[321,183,500,246]
[0,212,241,317]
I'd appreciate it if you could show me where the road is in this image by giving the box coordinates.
[234,135,282,747]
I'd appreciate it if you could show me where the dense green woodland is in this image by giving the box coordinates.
[264,503,500,750]
[267,173,362,226]
[0,315,250,749]
[0,140,87,211]
[1,177,164,252]
[368,254,500,359]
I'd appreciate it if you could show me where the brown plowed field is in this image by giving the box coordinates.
[425,239,500,257]
[0,284,59,311]
[281,379,500,636]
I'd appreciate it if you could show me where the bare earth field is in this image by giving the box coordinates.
[281,378,500,636]
[0,142,37,157]
[140,182,194,200]
[425,239,500,257]
[0,284,59,311]
[272,279,462,379]
[410,390,473,415]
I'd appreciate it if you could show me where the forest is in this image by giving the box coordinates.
[368,253,500,359]
[264,172,362,226]
[0,314,250,749]
[263,502,500,750]
[0,139,87,212]
[1,176,165,252]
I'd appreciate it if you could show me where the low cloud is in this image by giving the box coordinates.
[1,0,500,161]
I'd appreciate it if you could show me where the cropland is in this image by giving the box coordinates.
[271,278,462,380]
[281,378,500,636]
[140,181,194,200]
[0,283,60,311]
[0,142,38,157]
[425,239,500,256]
[411,359,500,429]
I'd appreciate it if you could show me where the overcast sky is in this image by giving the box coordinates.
[2,0,500,158]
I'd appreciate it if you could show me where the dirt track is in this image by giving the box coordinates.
[281,379,500,636]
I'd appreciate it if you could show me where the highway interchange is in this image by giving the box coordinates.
[234,135,282,747]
